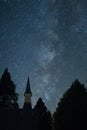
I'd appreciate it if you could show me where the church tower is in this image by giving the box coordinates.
[23,77,32,114]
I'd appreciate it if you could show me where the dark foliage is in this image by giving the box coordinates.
[53,79,87,130]
[0,68,19,108]
[34,97,52,130]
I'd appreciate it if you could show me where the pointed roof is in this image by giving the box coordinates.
[24,77,32,95]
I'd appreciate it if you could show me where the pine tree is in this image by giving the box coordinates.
[0,68,19,108]
[53,80,87,130]
[34,97,52,130]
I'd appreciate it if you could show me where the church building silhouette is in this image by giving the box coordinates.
[0,77,39,130]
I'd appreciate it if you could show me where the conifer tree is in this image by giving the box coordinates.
[34,97,52,130]
[0,68,19,108]
[53,80,87,130]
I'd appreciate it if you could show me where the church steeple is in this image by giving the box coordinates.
[23,77,32,113]
[24,77,32,97]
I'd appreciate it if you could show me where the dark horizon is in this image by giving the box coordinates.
[0,70,87,130]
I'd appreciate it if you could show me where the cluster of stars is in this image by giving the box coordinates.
[0,0,87,112]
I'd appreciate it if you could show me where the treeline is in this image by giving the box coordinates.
[0,68,87,130]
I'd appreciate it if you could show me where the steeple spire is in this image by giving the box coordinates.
[23,76,32,113]
[24,77,32,95]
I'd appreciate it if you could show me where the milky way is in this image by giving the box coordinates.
[0,0,87,112]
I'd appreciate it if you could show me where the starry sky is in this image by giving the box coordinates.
[0,0,87,112]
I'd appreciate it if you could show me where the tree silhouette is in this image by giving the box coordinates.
[0,68,19,108]
[34,97,52,130]
[53,80,87,130]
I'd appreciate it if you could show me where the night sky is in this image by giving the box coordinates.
[0,0,87,112]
